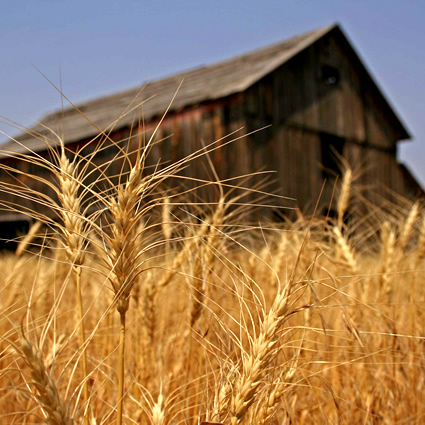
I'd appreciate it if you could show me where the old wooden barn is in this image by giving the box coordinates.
[0,24,420,242]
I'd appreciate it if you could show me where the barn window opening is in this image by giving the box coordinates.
[320,133,345,179]
[320,65,340,85]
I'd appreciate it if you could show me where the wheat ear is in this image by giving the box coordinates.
[57,146,90,425]
[380,221,396,298]
[162,195,172,257]
[57,148,86,266]
[19,331,73,425]
[333,226,357,275]
[337,167,352,229]
[15,221,42,258]
[400,201,419,252]
[229,280,300,424]
[190,249,206,328]
[254,387,283,425]
[209,364,238,423]
[253,362,298,425]
[151,393,166,425]
[416,212,425,265]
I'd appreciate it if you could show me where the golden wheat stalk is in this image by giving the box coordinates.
[337,167,352,229]
[101,162,146,425]
[55,143,91,425]
[162,195,172,257]
[190,250,206,328]
[228,279,302,424]
[19,330,73,425]
[2,130,93,423]
[254,387,283,425]
[416,211,425,264]
[252,357,299,425]
[151,393,166,425]
[399,201,419,252]
[380,221,396,298]
[333,226,357,274]
[57,148,86,266]
[99,129,184,425]
[209,364,238,423]
[15,221,42,258]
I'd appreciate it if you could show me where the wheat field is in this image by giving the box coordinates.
[0,117,424,424]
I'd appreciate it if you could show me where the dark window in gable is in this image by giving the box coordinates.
[320,65,340,86]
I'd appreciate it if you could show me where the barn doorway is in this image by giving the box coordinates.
[319,133,346,219]
[0,219,30,251]
[320,133,345,179]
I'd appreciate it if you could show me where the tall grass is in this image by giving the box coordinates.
[0,111,424,424]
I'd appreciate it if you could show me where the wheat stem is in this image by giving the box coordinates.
[74,265,89,425]
[117,311,126,425]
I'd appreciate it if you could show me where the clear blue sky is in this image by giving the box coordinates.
[1,0,424,186]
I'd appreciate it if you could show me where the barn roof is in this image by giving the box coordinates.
[1,24,410,157]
